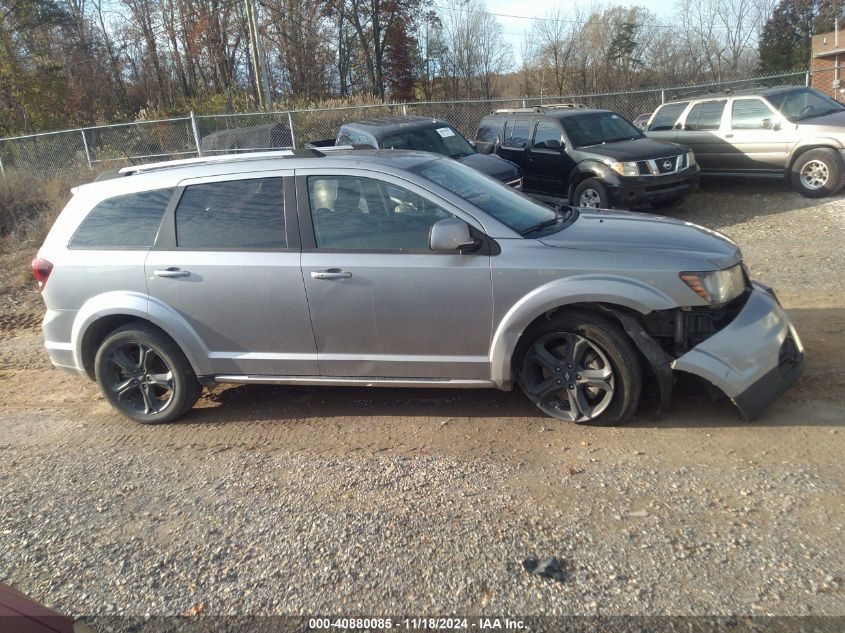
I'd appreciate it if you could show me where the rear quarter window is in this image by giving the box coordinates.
[69,188,173,249]
[476,120,501,143]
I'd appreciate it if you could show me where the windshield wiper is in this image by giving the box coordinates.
[519,205,574,236]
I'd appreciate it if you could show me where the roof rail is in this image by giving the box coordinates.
[118,149,295,175]
[490,103,588,115]
[543,103,588,110]
[669,84,773,101]
[302,143,375,152]
[491,107,543,114]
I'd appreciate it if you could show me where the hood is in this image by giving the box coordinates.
[795,109,845,133]
[539,209,741,269]
[457,153,520,182]
[578,137,686,161]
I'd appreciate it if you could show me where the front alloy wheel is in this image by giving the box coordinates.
[517,310,642,425]
[800,159,829,190]
[573,178,610,209]
[790,148,845,198]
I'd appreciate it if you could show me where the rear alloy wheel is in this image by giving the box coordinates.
[790,148,845,198]
[573,178,610,209]
[517,310,641,425]
[95,323,201,423]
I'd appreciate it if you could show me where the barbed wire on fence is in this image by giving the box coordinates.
[0,68,819,178]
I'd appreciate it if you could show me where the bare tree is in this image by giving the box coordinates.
[439,0,511,99]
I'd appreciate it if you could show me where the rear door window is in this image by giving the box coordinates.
[647,102,688,131]
[69,188,173,249]
[731,99,776,129]
[532,121,563,149]
[684,100,727,131]
[503,120,530,148]
[175,177,285,249]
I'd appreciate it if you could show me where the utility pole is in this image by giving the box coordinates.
[245,0,272,110]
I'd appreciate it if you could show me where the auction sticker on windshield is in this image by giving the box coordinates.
[436,127,456,137]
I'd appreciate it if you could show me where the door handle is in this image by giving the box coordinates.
[154,268,190,278]
[725,133,734,138]
[311,269,352,280]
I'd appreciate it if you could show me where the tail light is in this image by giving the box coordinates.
[32,257,53,291]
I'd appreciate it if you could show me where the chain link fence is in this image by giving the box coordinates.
[0,70,814,178]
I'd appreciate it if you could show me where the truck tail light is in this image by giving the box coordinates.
[32,257,53,291]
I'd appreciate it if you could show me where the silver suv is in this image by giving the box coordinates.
[646,86,845,197]
[34,149,804,425]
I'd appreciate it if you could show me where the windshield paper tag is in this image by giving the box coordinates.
[436,127,455,137]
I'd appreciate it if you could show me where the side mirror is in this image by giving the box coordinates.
[468,139,477,148]
[429,217,477,252]
[545,139,561,150]
[761,117,773,130]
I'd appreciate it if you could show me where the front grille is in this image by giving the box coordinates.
[656,157,677,174]
[640,154,686,176]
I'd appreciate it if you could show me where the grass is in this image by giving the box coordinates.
[0,169,93,296]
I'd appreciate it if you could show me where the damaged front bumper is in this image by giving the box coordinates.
[672,282,805,420]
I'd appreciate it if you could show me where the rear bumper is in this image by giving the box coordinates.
[609,171,700,207]
[42,308,85,376]
[671,283,804,420]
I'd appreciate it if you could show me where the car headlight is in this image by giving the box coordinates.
[680,264,745,305]
[608,160,639,177]
[687,150,697,167]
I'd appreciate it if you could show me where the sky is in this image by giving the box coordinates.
[477,0,680,64]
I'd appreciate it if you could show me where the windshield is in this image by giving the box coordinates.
[561,112,644,147]
[410,157,563,234]
[766,87,845,121]
[380,125,476,158]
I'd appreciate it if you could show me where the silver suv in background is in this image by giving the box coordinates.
[646,86,845,197]
[34,149,804,425]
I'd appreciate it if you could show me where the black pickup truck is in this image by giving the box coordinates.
[309,116,523,188]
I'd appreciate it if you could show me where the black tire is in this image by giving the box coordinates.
[516,309,642,425]
[94,322,201,423]
[790,148,845,198]
[572,178,610,209]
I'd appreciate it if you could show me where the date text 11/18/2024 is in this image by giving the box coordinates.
[308,617,527,630]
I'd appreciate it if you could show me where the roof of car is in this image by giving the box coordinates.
[342,116,446,134]
[79,149,440,197]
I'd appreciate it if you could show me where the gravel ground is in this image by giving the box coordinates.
[0,178,843,626]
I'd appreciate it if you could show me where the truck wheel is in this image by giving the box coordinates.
[517,310,642,425]
[790,148,845,198]
[94,322,202,424]
[573,178,609,208]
